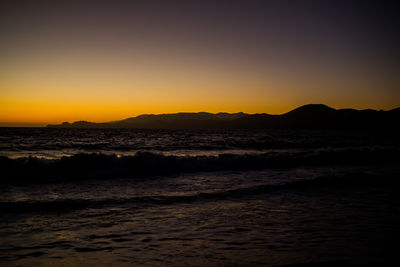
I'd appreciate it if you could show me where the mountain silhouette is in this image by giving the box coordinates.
[47,104,400,129]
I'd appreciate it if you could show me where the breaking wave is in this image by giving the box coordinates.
[1,146,399,183]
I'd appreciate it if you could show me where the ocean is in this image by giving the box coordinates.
[1,128,399,266]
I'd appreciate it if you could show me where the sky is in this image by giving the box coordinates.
[1,0,399,124]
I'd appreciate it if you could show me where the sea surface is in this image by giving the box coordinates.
[1,128,399,266]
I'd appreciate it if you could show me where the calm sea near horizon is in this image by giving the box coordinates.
[1,128,399,266]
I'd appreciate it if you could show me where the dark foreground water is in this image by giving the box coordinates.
[1,128,399,266]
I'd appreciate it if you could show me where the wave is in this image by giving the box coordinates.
[1,173,398,213]
[1,147,399,183]
[2,128,400,156]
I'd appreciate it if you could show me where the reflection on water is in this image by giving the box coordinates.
[1,128,399,159]
[1,128,399,265]
[1,166,399,266]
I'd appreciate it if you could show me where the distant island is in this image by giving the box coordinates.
[47,104,400,129]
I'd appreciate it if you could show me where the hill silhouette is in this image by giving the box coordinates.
[47,104,400,129]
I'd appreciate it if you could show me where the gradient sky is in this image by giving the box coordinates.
[1,0,399,124]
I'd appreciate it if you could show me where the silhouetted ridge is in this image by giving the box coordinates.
[285,104,336,115]
[280,104,337,128]
[46,104,400,129]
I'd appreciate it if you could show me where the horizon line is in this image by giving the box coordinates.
[1,104,399,127]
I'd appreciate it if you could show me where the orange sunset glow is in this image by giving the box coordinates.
[1,1,400,266]
[1,1,399,125]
